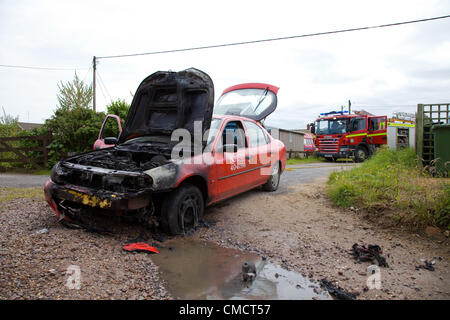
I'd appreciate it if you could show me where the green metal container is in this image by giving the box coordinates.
[431,124,450,176]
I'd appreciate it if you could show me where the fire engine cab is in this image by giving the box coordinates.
[312,111,387,162]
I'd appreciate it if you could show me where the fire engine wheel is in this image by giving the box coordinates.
[160,183,204,235]
[355,146,368,163]
[262,162,280,192]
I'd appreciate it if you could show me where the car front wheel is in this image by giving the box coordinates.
[262,162,280,192]
[161,183,204,235]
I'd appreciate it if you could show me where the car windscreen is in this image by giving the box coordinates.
[316,119,348,135]
[205,118,222,145]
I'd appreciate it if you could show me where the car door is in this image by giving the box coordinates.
[368,116,388,145]
[244,120,273,185]
[213,120,253,201]
[93,114,122,150]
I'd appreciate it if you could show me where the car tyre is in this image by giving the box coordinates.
[160,183,204,235]
[262,162,280,192]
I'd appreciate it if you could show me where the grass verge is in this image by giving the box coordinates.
[0,168,50,175]
[326,148,450,230]
[0,187,43,208]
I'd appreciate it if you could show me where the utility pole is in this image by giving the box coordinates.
[92,56,96,112]
[348,100,351,114]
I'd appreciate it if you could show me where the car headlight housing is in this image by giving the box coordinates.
[50,162,66,185]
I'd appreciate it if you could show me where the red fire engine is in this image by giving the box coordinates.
[311,111,387,162]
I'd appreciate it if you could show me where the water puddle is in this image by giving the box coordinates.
[151,238,331,300]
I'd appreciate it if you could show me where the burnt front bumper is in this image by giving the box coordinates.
[44,179,151,214]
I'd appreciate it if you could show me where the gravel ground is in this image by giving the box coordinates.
[1,176,449,300]
[0,196,170,300]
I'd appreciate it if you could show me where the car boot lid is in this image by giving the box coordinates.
[213,83,279,121]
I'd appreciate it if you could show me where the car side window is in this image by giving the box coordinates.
[218,120,247,150]
[101,116,121,139]
[244,121,269,147]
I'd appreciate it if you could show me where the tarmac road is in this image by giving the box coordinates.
[275,162,358,194]
[0,162,357,189]
[0,173,49,188]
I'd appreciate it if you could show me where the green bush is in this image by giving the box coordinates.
[0,116,22,170]
[42,99,130,168]
[1,72,131,170]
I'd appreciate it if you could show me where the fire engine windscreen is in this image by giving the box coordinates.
[316,119,349,135]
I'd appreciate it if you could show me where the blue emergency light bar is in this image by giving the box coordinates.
[320,110,349,116]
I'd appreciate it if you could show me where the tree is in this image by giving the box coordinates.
[0,106,18,125]
[41,99,130,168]
[57,72,93,110]
[106,98,130,120]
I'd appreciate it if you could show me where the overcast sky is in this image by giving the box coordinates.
[1,0,449,129]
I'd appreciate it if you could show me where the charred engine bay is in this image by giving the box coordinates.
[55,144,173,193]
[68,145,171,172]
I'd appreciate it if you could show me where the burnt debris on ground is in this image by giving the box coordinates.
[416,260,436,271]
[351,243,389,268]
[319,278,357,300]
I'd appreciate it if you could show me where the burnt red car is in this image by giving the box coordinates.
[44,68,286,235]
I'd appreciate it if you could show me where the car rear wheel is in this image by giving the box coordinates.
[262,162,280,192]
[160,183,204,235]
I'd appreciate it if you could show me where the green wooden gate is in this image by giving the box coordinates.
[416,103,450,165]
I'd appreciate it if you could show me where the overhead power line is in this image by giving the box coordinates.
[0,64,88,71]
[96,71,113,103]
[97,14,450,60]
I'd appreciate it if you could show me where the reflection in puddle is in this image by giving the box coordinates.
[151,238,331,300]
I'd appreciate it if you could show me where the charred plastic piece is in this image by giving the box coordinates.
[122,242,159,254]
[351,243,389,268]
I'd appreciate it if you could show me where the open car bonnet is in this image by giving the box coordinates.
[119,68,215,143]
[213,83,279,121]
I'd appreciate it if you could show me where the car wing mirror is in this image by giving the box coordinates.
[104,137,118,145]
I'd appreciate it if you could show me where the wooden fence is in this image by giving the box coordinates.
[0,134,52,168]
